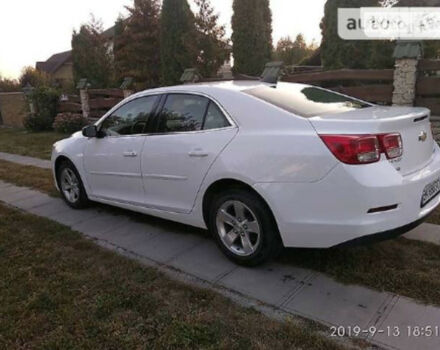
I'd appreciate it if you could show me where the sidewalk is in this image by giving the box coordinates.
[1,179,440,350]
[0,151,51,169]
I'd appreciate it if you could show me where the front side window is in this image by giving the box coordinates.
[100,95,159,136]
[158,94,209,132]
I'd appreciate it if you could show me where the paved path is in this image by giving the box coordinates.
[0,151,51,169]
[1,180,440,350]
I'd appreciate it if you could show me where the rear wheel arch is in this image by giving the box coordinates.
[202,179,280,234]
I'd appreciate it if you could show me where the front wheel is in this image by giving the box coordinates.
[209,189,282,266]
[57,161,89,209]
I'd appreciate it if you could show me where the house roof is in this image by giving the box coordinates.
[36,50,72,74]
[35,25,115,74]
[102,25,115,40]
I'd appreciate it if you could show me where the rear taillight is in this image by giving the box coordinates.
[379,133,403,159]
[320,133,403,165]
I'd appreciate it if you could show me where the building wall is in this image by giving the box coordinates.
[52,62,74,86]
[0,92,28,127]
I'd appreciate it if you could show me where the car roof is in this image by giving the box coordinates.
[134,80,275,98]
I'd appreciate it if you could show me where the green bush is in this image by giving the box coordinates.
[52,113,88,134]
[24,86,60,132]
[23,114,55,132]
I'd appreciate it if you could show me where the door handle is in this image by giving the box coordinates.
[188,150,209,158]
[123,151,138,158]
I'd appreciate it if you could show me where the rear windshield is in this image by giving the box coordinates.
[244,84,371,118]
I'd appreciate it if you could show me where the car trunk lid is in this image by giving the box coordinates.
[309,106,434,175]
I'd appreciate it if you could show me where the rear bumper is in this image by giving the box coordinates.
[334,212,429,248]
[255,144,440,248]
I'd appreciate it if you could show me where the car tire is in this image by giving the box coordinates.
[57,160,90,209]
[209,188,283,266]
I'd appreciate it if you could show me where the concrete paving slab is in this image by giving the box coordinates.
[372,297,440,350]
[0,181,12,190]
[404,223,440,246]
[101,220,160,248]
[219,263,312,306]
[72,213,130,239]
[28,198,72,217]
[48,208,101,226]
[126,230,204,264]
[13,193,55,210]
[169,240,237,282]
[0,184,31,198]
[284,274,391,329]
[2,189,42,204]
[0,151,51,169]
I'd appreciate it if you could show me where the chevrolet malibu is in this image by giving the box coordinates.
[52,81,440,265]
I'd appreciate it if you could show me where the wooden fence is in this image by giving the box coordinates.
[416,59,440,115]
[58,88,125,121]
[58,60,440,122]
[282,69,394,104]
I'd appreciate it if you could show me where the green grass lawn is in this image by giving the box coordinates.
[0,203,349,350]
[1,160,440,308]
[0,127,68,160]
[0,159,59,196]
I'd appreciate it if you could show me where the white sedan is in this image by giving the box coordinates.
[52,81,440,265]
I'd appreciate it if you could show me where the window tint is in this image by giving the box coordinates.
[244,83,370,118]
[158,94,209,132]
[203,102,230,130]
[100,95,158,136]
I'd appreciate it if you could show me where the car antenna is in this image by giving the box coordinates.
[261,61,284,87]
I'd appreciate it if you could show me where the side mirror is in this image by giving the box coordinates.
[82,125,98,138]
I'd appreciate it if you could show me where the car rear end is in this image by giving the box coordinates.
[276,106,438,249]
[245,84,440,248]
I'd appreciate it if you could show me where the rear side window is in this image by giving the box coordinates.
[244,84,370,118]
[157,94,231,132]
[158,94,208,132]
[203,102,230,130]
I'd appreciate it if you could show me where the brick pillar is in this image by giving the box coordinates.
[79,89,90,119]
[392,58,418,106]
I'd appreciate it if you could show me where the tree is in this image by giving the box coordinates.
[320,0,440,70]
[19,66,51,88]
[160,0,197,86]
[114,0,161,89]
[320,0,380,70]
[232,0,273,76]
[71,16,114,88]
[194,0,230,78]
[396,0,440,60]
[0,74,20,92]
[274,34,316,66]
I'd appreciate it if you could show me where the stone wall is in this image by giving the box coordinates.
[0,92,28,127]
[431,117,440,143]
[392,58,418,106]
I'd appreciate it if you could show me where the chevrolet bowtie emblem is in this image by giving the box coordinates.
[419,131,428,142]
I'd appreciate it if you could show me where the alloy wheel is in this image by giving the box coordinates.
[216,200,261,256]
[60,168,80,204]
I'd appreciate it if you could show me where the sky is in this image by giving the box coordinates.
[0,0,326,79]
